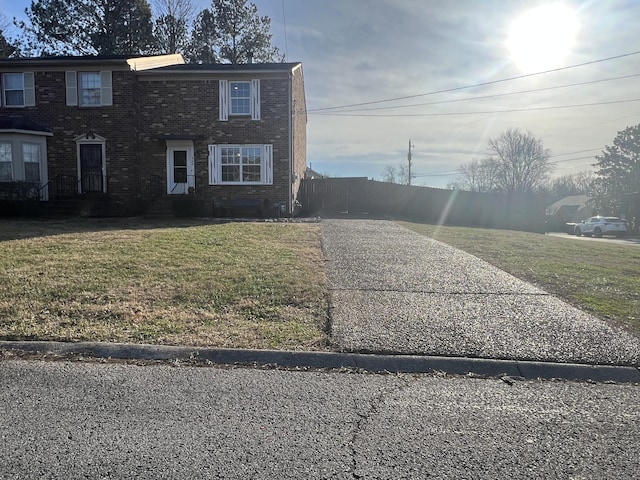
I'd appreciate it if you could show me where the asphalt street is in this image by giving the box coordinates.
[322,219,640,366]
[1,360,638,480]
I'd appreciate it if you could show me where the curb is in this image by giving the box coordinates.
[2,340,639,383]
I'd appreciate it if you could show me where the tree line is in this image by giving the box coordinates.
[0,0,282,63]
[382,125,640,229]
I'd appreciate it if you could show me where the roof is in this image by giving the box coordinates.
[0,54,185,71]
[0,115,53,136]
[136,62,302,75]
[546,195,591,216]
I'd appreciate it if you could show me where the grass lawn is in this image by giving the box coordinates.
[402,221,640,337]
[0,218,328,350]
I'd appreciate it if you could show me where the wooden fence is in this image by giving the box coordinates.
[298,178,546,233]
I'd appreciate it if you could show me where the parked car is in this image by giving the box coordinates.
[572,216,627,237]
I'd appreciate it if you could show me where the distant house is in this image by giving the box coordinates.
[0,54,307,216]
[545,195,592,231]
[304,166,325,179]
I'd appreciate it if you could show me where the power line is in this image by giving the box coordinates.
[310,98,640,117]
[322,73,640,113]
[281,0,289,61]
[307,50,640,113]
[412,148,604,178]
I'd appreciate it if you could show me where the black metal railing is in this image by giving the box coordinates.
[148,174,164,199]
[80,173,106,194]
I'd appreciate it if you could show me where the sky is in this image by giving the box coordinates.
[2,0,640,188]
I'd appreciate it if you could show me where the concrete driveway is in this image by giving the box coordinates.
[322,219,640,366]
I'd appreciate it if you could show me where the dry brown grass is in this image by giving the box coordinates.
[0,218,329,350]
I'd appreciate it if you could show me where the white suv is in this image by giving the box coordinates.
[573,216,627,238]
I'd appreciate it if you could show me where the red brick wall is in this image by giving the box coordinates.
[0,68,142,213]
[137,74,294,214]
[1,63,307,216]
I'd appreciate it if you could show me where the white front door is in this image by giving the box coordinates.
[166,141,195,194]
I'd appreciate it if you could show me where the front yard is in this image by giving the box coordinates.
[0,219,329,350]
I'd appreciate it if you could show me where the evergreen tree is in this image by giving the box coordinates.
[188,0,282,64]
[591,124,640,222]
[16,0,155,56]
[186,9,218,63]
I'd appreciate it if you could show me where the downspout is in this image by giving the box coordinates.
[288,71,293,216]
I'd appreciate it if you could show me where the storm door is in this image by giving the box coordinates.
[79,143,104,193]
[166,141,195,194]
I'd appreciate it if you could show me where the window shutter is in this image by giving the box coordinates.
[218,80,228,121]
[65,71,78,106]
[263,144,273,185]
[251,79,260,120]
[100,71,112,106]
[23,73,35,106]
[208,145,219,184]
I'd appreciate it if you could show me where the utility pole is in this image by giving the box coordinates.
[407,140,415,186]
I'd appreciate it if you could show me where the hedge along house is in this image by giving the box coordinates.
[0,54,307,217]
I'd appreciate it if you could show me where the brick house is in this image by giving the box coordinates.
[0,54,307,216]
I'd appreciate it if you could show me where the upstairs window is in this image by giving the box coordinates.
[66,71,113,107]
[218,79,260,121]
[2,73,35,107]
[79,72,101,106]
[230,82,251,115]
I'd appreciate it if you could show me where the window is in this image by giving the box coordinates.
[2,72,35,107]
[218,79,260,121]
[209,144,273,185]
[230,82,251,115]
[0,143,12,181]
[22,143,41,183]
[79,72,101,106]
[66,71,112,107]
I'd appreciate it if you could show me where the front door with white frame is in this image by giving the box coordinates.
[166,141,195,194]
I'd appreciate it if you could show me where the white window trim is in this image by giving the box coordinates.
[165,140,195,195]
[66,71,113,107]
[22,142,42,183]
[0,133,49,199]
[218,79,260,121]
[2,72,35,108]
[208,144,273,185]
[0,141,13,181]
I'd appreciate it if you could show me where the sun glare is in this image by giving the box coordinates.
[507,3,579,73]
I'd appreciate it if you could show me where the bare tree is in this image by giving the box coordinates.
[381,165,397,184]
[545,171,594,201]
[454,157,500,192]
[381,163,410,184]
[153,0,195,54]
[488,128,553,194]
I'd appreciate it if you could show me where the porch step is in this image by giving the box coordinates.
[45,198,80,216]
